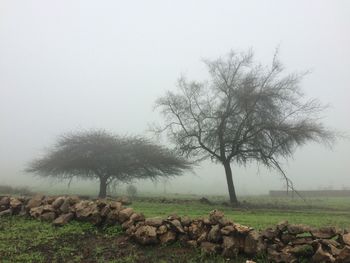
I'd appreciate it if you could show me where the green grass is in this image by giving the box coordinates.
[0,216,123,263]
[0,216,258,263]
[0,195,350,263]
[132,196,350,230]
[239,196,350,210]
[1,193,349,262]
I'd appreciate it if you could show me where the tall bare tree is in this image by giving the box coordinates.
[155,50,335,205]
[26,130,191,198]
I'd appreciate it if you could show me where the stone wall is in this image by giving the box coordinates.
[1,195,349,262]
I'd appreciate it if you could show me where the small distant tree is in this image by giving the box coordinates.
[126,184,138,198]
[26,130,191,198]
[155,49,335,205]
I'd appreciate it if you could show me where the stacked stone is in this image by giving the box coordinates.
[261,221,350,262]
[0,195,30,216]
[127,210,266,262]
[0,194,134,226]
[1,195,350,262]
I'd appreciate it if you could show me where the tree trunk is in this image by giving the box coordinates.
[98,177,107,198]
[223,161,238,205]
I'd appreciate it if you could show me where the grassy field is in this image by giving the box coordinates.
[1,191,349,262]
[0,216,255,263]
[133,201,350,230]
[131,195,350,230]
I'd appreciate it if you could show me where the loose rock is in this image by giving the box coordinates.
[221,225,235,235]
[312,245,335,263]
[0,196,10,207]
[145,217,163,227]
[116,196,131,205]
[130,213,145,223]
[169,219,185,234]
[52,197,65,209]
[10,198,22,210]
[118,208,134,223]
[209,209,224,224]
[59,199,71,213]
[342,233,350,246]
[30,206,44,218]
[26,194,44,209]
[53,213,74,226]
[40,212,56,221]
[0,208,12,216]
[222,236,239,258]
[336,246,350,263]
[134,225,158,245]
[287,224,311,235]
[311,227,337,239]
[159,230,176,244]
[208,224,221,242]
[244,230,266,255]
[157,225,168,235]
[181,216,192,226]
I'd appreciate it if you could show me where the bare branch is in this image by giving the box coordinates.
[154,49,336,203]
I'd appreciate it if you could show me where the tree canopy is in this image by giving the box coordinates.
[26,130,192,198]
[155,49,335,204]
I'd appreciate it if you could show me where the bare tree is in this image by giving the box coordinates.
[155,49,335,205]
[26,130,191,198]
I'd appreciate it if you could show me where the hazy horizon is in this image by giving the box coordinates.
[1,1,349,197]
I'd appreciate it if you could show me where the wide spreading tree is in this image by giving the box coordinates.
[155,49,335,205]
[26,130,191,198]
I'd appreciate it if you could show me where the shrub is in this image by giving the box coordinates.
[0,185,33,196]
[126,185,137,198]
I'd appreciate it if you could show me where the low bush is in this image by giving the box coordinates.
[0,185,33,196]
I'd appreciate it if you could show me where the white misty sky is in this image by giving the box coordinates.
[0,0,349,196]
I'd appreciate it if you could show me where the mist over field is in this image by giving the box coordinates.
[1,0,349,197]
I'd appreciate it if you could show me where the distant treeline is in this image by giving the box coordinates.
[269,190,350,197]
[0,185,33,196]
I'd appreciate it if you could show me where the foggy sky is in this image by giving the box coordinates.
[1,0,349,196]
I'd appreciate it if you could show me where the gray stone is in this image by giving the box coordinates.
[159,230,176,244]
[53,213,74,226]
[221,225,235,235]
[181,216,192,226]
[169,219,185,234]
[312,245,335,263]
[40,212,56,221]
[0,196,10,207]
[134,225,158,245]
[209,210,224,224]
[244,230,266,255]
[110,201,123,211]
[30,206,44,218]
[10,198,22,210]
[129,212,145,223]
[311,227,337,239]
[157,225,168,235]
[145,217,163,227]
[52,197,65,209]
[0,208,12,216]
[342,233,350,246]
[59,199,71,213]
[287,224,311,235]
[116,196,131,205]
[26,194,45,209]
[222,236,239,258]
[208,224,221,243]
[336,246,350,263]
[118,207,134,223]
